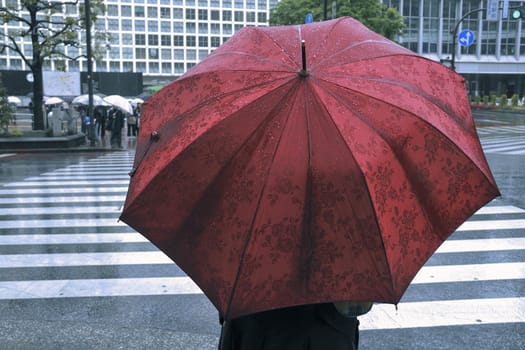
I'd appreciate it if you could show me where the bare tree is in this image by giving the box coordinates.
[0,0,111,130]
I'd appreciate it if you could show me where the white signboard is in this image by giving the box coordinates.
[43,71,81,96]
[487,0,499,21]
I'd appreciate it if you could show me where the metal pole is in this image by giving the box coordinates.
[450,8,485,71]
[85,0,95,146]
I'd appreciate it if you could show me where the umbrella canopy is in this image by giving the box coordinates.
[104,95,133,114]
[72,94,105,106]
[44,97,65,106]
[120,17,499,320]
[128,98,144,107]
[7,96,21,106]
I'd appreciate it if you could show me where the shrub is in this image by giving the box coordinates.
[483,95,489,105]
[491,95,497,105]
[474,95,481,104]
[511,94,519,107]
[500,94,508,107]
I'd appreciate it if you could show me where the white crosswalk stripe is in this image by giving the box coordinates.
[477,125,525,155]
[0,151,524,333]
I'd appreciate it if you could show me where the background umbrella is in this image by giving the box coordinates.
[7,96,21,106]
[44,97,65,106]
[104,95,133,114]
[120,17,499,320]
[72,94,105,106]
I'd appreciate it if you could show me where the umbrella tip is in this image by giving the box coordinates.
[299,40,309,77]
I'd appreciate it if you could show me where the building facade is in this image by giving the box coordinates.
[0,0,524,97]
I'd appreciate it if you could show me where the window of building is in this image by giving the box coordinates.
[173,21,184,33]
[187,63,196,70]
[257,12,267,22]
[234,11,243,21]
[69,61,79,71]
[107,5,119,16]
[121,5,132,16]
[186,8,195,19]
[148,20,159,32]
[187,36,196,46]
[211,37,221,47]
[174,35,184,46]
[223,23,232,34]
[223,10,232,21]
[121,19,132,31]
[161,21,171,32]
[136,62,146,73]
[174,49,184,59]
[257,0,266,10]
[123,62,133,72]
[108,19,118,30]
[148,6,158,17]
[149,48,159,59]
[65,4,77,15]
[110,61,120,72]
[234,0,243,9]
[161,34,171,46]
[135,20,145,31]
[173,8,183,19]
[211,10,220,20]
[175,62,185,74]
[135,48,146,59]
[246,12,255,22]
[198,36,208,47]
[198,9,208,20]
[211,23,220,34]
[199,50,209,60]
[135,34,146,45]
[186,0,195,5]
[187,49,196,60]
[246,0,255,9]
[135,6,145,17]
[109,47,120,58]
[162,62,172,73]
[161,48,172,59]
[149,61,161,75]
[223,0,232,8]
[122,47,134,58]
[186,22,196,33]
[234,24,243,31]
[199,0,208,6]
[199,23,208,33]
[160,7,171,18]
[210,0,220,7]
[148,34,159,45]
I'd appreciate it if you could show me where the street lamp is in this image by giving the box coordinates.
[84,0,95,146]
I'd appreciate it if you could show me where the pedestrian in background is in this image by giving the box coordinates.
[107,107,124,149]
[127,106,138,137]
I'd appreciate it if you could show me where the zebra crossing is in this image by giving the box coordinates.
[477,124,525,155]
[0,151,524,347]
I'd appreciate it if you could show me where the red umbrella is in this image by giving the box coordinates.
[120,17,499,320]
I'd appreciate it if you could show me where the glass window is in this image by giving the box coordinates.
[234,24,243,31]
[161,21,171,32]
[161,34,171,46]
[234,0,243,9]
[211,37,221,47]
[257,0,266,10]
[121,5,132,16]
[187,49,196,60]
[246,12,255,22]
[162,62,172,73]
[175,62,185,74]
[135,20,145,31]
[122,33,133,44]
[198,36,208,47]
[257,12,266,22]
[223,10,232,21]
[122,47,134,58]
[107,5,119,16]
[149,62,159,73]
[149,48,159,59]
[199,50,209,60]
[199,23,208,33]
[173,21,184,33]
[148,6,158,17]
[198,9,208,20]
[186,22,196,33]
[148,20,159,31]
[161,48,172,59]
[149,34,159,45]
[121,19,132,31]
[136,48,146,59]
[246,0,255,9]
[135,6,145,17]
[135,34,146,45]
[110,61,120,72]
[186,8,195,19]
[174,49,184,59]
[198,0,208,6]
[173,8,183,19]
[223,23,232,34]
[160,7,171,18]
[187,63,196,70]
[223,0,232,8]
[187,36,196,46]
[123,62,133,72]
[136,62,146,73]
[235,11,243,21]
[174,35,184,46]
[211,23,220,34]
[211,10,220,20]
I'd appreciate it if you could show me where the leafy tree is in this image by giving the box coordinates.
[0,72,14,135]
[269,0,405,40]
[0,0,111,130]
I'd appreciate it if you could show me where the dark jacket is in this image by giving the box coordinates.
[219,303,359,350]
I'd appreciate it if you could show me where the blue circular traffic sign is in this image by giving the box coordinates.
[458,29,475,47]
